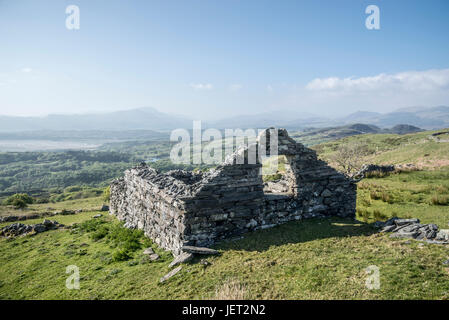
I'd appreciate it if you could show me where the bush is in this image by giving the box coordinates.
[35,197,49,204]
[3,193,34,206]
[12,198,27,209]
[76,218,107,233]
[90,225,110,241]
[112,248,131,262]
[76,219,147,262]
[107,224,144,252]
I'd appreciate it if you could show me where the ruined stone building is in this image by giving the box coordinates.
[110,128,357,255]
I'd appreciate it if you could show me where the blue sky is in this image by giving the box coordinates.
[0,0,448,119]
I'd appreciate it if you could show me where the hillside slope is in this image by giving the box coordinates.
[1,128,449,300]
[313,128,449,169]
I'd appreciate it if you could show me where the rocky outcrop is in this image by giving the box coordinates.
[0,210,77,223]
[375,218,449,244]
[353,164,396,180]
[110,128,357,255]
[0,219,64,238]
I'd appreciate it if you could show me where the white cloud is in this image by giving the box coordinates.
[266,85,273,92]
[271,68,449,116]
[229,84,243,92]
[21,68,33,73]
[305,69,449,92]
[190,83,213,90]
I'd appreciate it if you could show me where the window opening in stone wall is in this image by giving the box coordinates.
[262,155,296,196]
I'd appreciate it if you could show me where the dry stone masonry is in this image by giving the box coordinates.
[110,128,357,255]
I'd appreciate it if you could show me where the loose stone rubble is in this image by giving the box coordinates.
[375,217,449,244]
[0,219,64,238]
[0,209,77,223]
[110,128,357,255]
[352,164,396,180]
[142,247,159,261]
[353,163,418,180]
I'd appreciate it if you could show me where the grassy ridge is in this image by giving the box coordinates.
[313,129,449,168]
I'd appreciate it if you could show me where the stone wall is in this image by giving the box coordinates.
[110,128,357,255]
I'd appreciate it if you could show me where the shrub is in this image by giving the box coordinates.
[35,197,49,204]
[76,218,106,233]
[3,193,34,206]
[76,219,147,262]
[12,198,27,209]
[107,224,144,252]
[90,225,110,241]
[112,249,131,262]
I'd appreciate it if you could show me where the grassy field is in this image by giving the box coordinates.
[355,168,449,227]
[1,212,448,300]
[1,128,449,300]
[0,196,104,220]
[313,128,449,169]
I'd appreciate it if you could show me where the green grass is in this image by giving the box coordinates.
[0,210,104,229]
[356,168,449,226]
[0,196,104,219]
[1,215,448,300]
[314,129,449,169]
[1,128,449,300]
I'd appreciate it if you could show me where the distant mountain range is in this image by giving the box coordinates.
[206,106,449,130]
[0,105,448,132]
[291,123,423,146]
[337,106,449,129]
[0,107,191,132]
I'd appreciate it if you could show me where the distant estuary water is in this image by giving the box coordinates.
[0,140,102,152]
